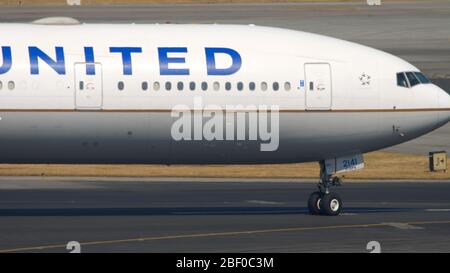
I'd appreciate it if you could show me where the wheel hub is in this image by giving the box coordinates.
[330,199,340,211]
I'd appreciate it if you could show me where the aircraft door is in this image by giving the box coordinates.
[74,63,103,109]
[305,63,332,110]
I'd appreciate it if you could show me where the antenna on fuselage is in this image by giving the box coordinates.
[31,17,81,25]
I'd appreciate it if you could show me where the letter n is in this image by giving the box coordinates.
[29,46,66,75]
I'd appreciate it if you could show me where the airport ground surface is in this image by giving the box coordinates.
[1,177,450,253]
[0,2,449,252]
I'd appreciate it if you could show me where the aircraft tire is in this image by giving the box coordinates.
[319,192,342,216]
[307,191,323,215]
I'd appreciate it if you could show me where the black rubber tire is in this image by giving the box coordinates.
[319,192,342,216]
[307,191,323,215]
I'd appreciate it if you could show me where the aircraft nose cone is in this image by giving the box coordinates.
[438,89,450,124]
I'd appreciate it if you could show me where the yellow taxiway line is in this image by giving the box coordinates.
[1,219,450,253]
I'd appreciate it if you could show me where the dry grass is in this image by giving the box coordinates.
[0,151,448,180]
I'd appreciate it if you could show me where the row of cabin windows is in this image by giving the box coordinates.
[1,80,292,92]
[117,81,293,92]
[0,81,16,90]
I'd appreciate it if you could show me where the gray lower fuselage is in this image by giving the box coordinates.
[0,110,445,164]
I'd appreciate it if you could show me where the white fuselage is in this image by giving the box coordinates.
[0,23,449,163]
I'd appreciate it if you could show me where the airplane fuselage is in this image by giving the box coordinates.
[0,23,449,164]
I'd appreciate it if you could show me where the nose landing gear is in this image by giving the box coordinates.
[307,160,343,216]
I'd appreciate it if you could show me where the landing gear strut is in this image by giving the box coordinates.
[307,160,343,216]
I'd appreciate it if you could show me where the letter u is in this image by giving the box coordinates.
[0,46,12,74]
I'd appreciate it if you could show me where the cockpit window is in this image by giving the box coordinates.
[397,71,431,88]
[414,72,431,84]
[405,72,420,87]
[397,72,408,88]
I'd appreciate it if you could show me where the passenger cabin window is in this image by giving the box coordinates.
[213,82,220,91]
[284,82,291,91]
[153,81,160,91]
[177,82,184,91]
[0,81,2,90]
[201,82,208,91]
[249,82,255,91]
[273,82,279,91]
[225,82,232,91]
[189,82,196,91]
[142,81,148,91]
[406,72,420,87]
[118,81,124,91]
[237,82,243,91]
[397,73,408,88]
[165,82,172,91]
[261,82,268,91]
[8,81,14,90]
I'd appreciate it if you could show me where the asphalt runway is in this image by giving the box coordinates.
[0,177,449,253]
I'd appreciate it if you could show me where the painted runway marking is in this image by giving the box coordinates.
[383,222,424,230]
[1,219,450,253]
[173,210,298,215]
[245,200,284,205]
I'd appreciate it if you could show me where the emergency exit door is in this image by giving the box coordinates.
[305,63,332,110]
[75,63,103,109]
